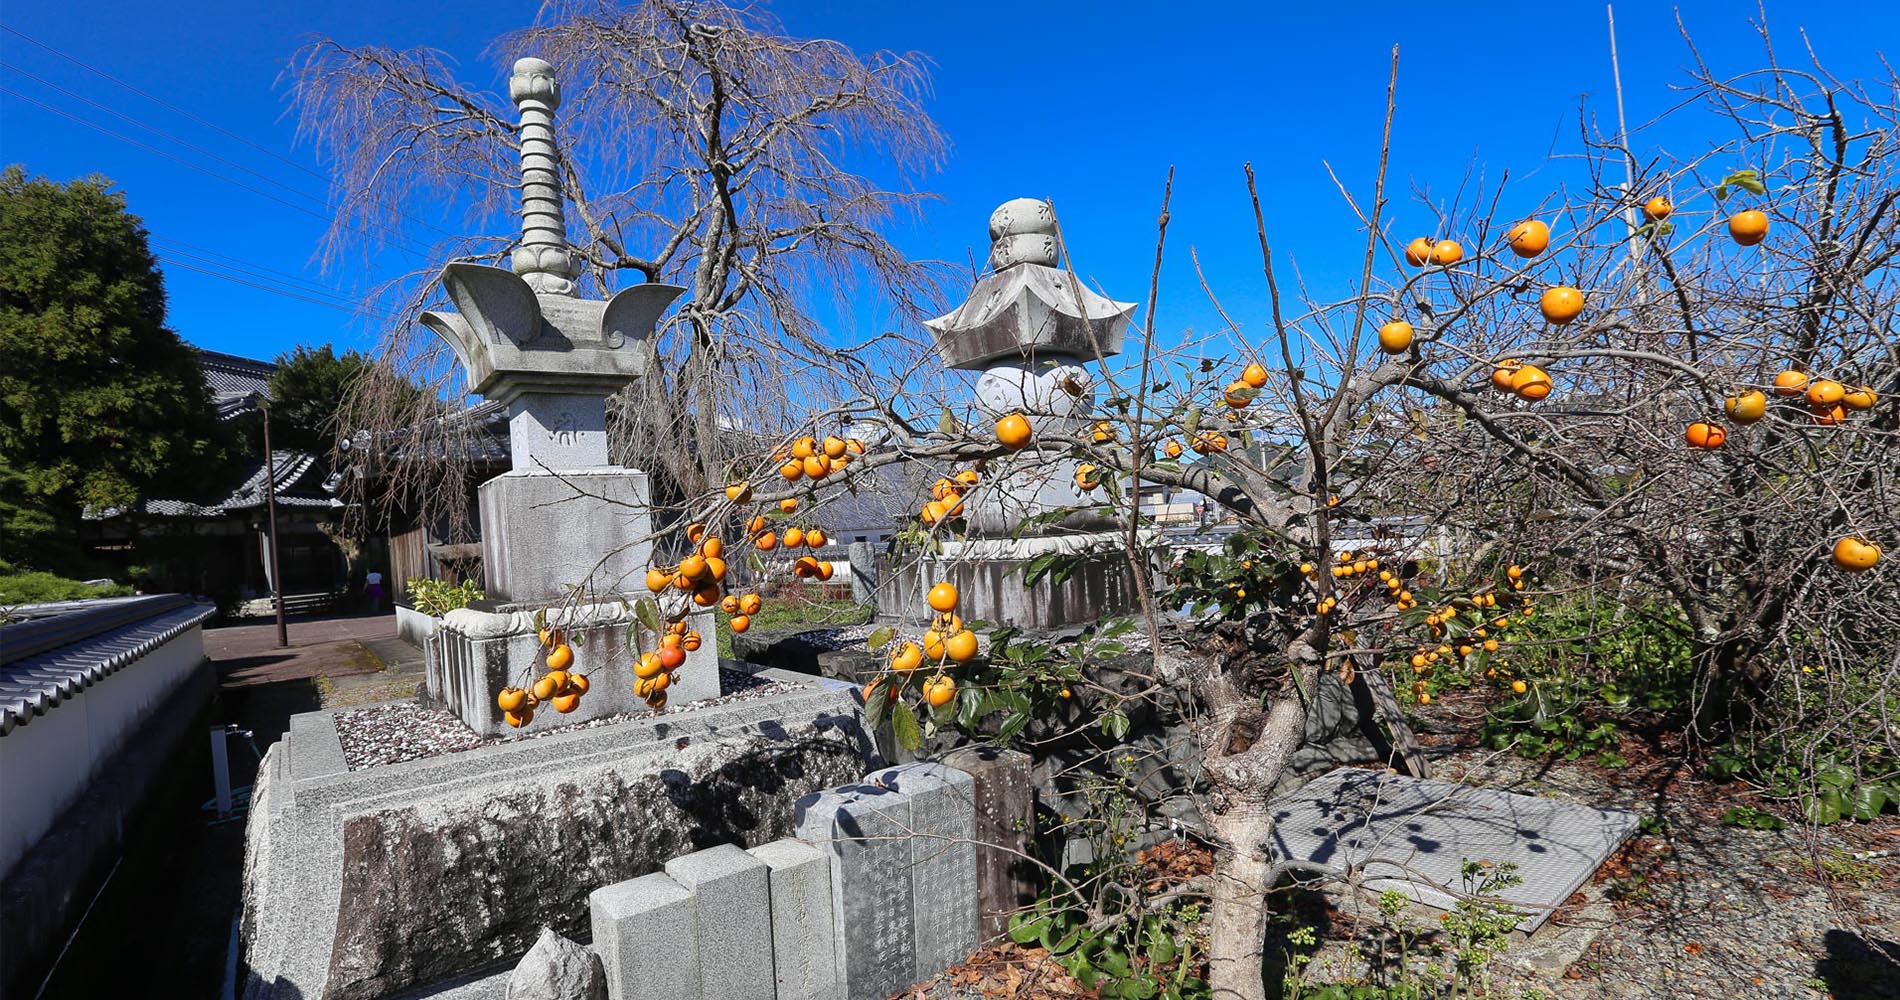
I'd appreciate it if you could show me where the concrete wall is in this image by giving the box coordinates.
[0,625,214,997]
[394,604,440,647]
[0,626,208,876]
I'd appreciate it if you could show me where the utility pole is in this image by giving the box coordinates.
[261,395,288,649]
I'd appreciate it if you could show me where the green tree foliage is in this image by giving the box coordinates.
[0,165,219,569]
[267,343,370,454]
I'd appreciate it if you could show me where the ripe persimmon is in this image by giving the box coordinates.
[1539,286,1585,325]
[1377,320,1414,354]
[779,498,798,514]
[1404,237,1435,266]
[1842,386,1879,411]
[1728,210,1769,246]
[890,641,923,673]
[739,593,763,614]
[728,614,751,634]
[635,652,665,679]
[1242,362,1269,389]
[725,482,752,502]
[924,675,957,707]
[945,629,979,662]
[1685,422,1726,449]
[1771,370,1809,397]
[1725,390,1767,424]
[1223,381,1253,408]
[546,644,574,671]
[1429,239,1464,266]
[646,568,671,593]
[658,645,686,670]
[928,582,960,612]
[551,693,581,714]
[754,531,778,551]
[1643,196,1673,221]
[1832,536,1882,572]
[783,527,806,549]
[806,528,828,548]
[1811,403,1847,426]
[1506,219,1550,258]
[823,435,847,459]
[1806,379,1846,406]
[996,413,1032,449]
[791,436,817,459]
[1510,365,1554,401]
[496,687,528,713]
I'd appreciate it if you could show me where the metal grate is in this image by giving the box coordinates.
[1267,768,1640,932]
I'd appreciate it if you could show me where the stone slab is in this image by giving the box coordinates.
[794,786,916,1000]
[1267,768,1641,932]
[477,468,653,603]
[239,672,875,1000]
[867,762,979,981]
[943,748,1036,940]
[590,872,698,1000]
[664,844,774,1000]
[747,839,840,1000]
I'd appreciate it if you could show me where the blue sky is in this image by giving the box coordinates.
[2,1,1895,365]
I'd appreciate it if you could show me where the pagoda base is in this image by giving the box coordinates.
[429,602,720,737]
[478,466,653,603]
[879,531,1156,629]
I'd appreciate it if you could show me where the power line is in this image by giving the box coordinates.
[156,255,399,321]
[3,22,331,184]
[1,23,466,242]
[0,85,432,260]
[3,60,325,205]
[151,240,368,302]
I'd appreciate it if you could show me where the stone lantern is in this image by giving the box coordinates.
[417,57,717,734]
[886,198,1151,628]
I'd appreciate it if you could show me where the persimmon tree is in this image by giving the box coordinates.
[289,0,950,537]
[598,37,1900,999]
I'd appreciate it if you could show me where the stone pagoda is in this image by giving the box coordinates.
[886,198,1149,628]
[419,57,717,734]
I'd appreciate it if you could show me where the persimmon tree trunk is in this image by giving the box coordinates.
[1168,625,1325,1000]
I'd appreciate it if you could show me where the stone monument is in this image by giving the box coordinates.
[419,57,717,733]
[883,198,1150,627]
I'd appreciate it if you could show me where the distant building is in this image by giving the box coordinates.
[81,349,350,612]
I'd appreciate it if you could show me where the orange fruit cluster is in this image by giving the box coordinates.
[775,435,862,484]
[497,628,591,728]
[646,526,732,611]
[922,469,979,525]
[1490,360,1554,401]
[1704,373,1879,446]
[863,582,975,714]
[1404,236,1465,267]
[633,619,703,710]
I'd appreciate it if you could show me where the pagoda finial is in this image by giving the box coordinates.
[508,57,578,296]
[987,197,1059,272]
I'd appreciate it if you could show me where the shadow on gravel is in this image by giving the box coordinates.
[1816,929,1900,1000]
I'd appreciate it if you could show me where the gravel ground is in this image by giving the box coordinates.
[332,667,801,770]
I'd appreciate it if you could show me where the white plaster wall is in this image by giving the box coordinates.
[0,625,207,877]
[394,605,439,647]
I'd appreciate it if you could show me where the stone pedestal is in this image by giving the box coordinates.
[880,532,1155,629]
[431,603,719,737]
[477,467,653,603]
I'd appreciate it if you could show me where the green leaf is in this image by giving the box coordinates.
[863,681,890,730]
[938,406,959,435]
[634,598,663,635]
[1008,912,1049,944]
[1713,184,1730,202]
[891,700,922,751]
[866,626,894,651]
[1182,407,1202,435]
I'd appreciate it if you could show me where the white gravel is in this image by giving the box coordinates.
[333,667,802,771]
